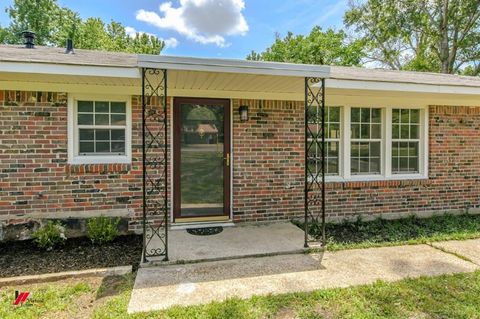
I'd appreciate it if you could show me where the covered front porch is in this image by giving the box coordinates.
[139,56,330,263]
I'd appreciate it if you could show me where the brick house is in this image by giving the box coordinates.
[1,44,480,258]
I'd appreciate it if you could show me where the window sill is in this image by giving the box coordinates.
[69,155,131,165]
[325,174,427,183]
[323,175,431,190]
[65,163,131,174]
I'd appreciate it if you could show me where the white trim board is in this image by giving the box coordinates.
[138,55,330,78]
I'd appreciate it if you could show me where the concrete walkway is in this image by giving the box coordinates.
[128,239,480,314]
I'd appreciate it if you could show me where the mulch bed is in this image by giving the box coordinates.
[0,235,142,278]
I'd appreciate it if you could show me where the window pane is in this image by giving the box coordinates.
[401,109,409,123]
[111,102,126,114]
[392,157,399,172]
[400,124,409,139]
[95,114,109,125]
[78,114,93,125]
[392,142,399,156]
[370,157,381,173]
[409,157,419,172]
[111,129,125,141]
[371,124,381,139]
[410,109,420,123]
[95,101,109,113]
[96,142,110,153]
[111,114,126,125]
[111,142,125,153]
[79,142,94,153]
[351,142,360,157]
[360,124,370,139]
[359,142,369,157]
[351,108,360,122]
[361,108,370,122]
[351,158,359,174]
[399,142,409,156]
[371,108,381,123]
[392,109,400,124]
[326,158,338,174]
[392,124,400,139]
[409,142,418,156]
[351,124,360,139]
[79,129,94,140]
[371,142,381,157]
[359,158,370,173]
[308,124,319,138]
[95,129,110,141]
[410,124,419,139]
[327,141,339,157]
[78,101,93,113]
[399,157,408,171]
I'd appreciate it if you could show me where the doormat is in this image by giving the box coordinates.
[186,226,223,236]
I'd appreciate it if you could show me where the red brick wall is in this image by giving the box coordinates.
[232,99,305,222]
[232,101,480,221]
[2,91,480,235]
[0,91,146,235]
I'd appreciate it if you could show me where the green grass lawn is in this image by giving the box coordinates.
[295,213,480,251]
[2,270,480,319]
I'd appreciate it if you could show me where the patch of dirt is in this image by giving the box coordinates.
[0,235,142,278]
[274,307,299,319]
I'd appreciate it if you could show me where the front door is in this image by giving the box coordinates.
[173,98,231,222]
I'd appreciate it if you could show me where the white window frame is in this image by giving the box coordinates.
[68,94,132,164]
[326,105,428,182]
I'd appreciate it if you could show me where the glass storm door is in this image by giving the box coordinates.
[173,98,231,220]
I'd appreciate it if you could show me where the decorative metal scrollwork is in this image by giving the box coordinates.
[304,77,326,247]
[142,68,168,262]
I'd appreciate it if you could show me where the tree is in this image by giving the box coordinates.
[246,26,365,66]
[344,0,480,75]
[3,0,164,54]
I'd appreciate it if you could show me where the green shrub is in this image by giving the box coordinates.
[33,221,67,251]
[87,216,120,245]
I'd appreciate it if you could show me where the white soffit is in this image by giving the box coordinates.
[138,55,331,78]
[323,79,480,95]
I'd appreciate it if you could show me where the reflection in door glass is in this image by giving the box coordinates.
[180,104,224,217]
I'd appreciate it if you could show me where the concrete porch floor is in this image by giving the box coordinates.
[143,222,307,265]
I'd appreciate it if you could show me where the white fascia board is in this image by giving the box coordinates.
[138,55,330,78]
[0,61,140,78]
[325,78,480,95]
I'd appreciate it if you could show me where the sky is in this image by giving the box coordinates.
[0,0,348,58]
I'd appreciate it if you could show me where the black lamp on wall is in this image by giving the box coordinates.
[239,105,249,122]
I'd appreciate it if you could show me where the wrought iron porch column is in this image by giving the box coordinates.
[304,77,326,247]
[142,68,168,262]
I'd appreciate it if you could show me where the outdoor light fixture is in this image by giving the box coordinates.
[239,105,249,122]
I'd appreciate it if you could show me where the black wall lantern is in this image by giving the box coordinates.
[239,105,249,122]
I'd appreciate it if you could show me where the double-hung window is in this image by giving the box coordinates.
[69,96,131,164]
[308,105,427,181]
[391,109,420,174]
[350,108,382,175]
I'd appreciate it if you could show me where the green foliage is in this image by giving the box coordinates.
[32,220,67,251]
[0,281,91,319]
[298,213,480,251]
[2,0,164,54]
[344,0,480,74]
[87,216,120,245]
[247,26,365,66]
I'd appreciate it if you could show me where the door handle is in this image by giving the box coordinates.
[224,153,230,167]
